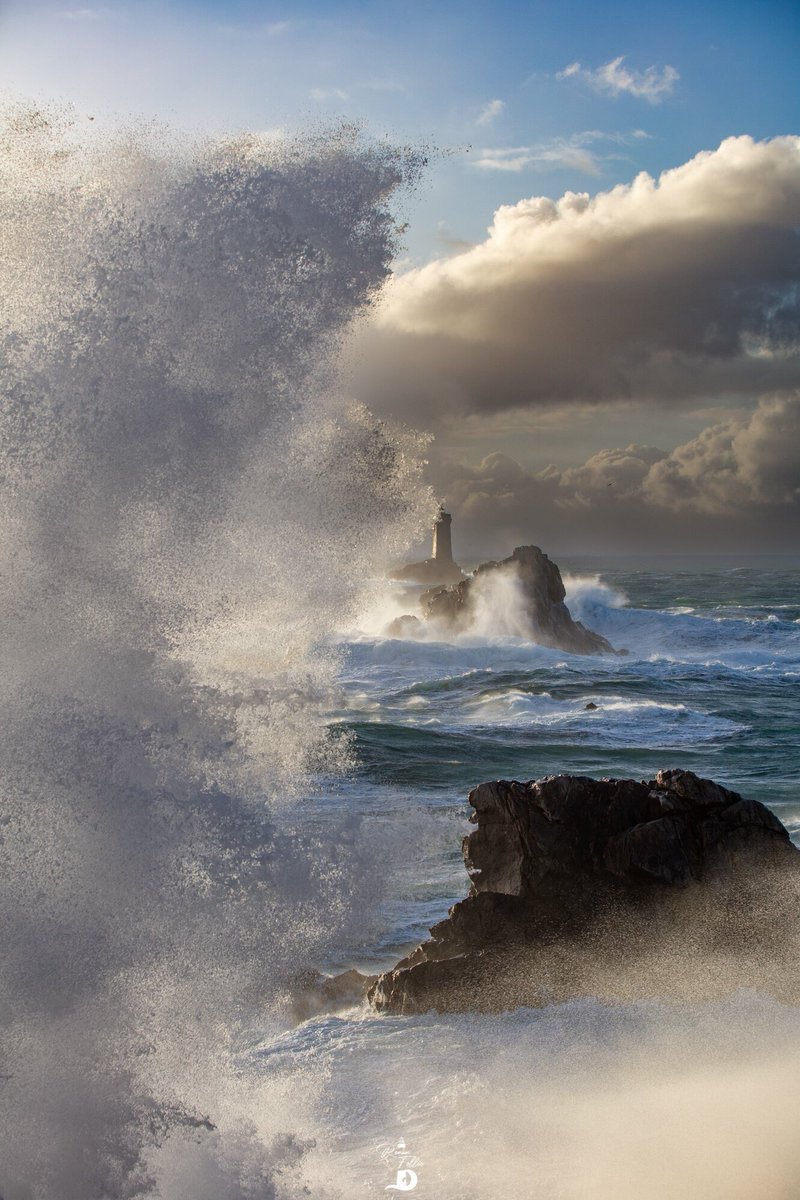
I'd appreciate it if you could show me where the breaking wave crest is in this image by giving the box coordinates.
[0,103,431,1199]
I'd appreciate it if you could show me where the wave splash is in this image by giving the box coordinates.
[0,103,431,1199]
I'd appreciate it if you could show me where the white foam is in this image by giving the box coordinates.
[0,103,431,1200]
[458,689,744,745]
[250,993,800,1199]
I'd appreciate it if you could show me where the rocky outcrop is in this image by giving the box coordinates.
[384,613,423,638]
[390,557,465,586]
[422,545,620,655]
[369,770,800,1014]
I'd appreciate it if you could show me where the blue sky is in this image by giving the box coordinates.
[2,0,798,260]
[2,0,799,550]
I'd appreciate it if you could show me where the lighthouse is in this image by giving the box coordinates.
[388,504,464,585]
[432,506,454,564]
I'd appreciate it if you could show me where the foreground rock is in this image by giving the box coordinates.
[423,545,620,655]
[369,770,800,1014]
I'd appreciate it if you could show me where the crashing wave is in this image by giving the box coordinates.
[0,102,432,1199]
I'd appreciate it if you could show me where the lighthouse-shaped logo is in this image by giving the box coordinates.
[379,1138,420,1192]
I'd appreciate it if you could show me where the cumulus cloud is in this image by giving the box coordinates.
[434,394,800,553]
[477,99,505,126]
[644,391,800,512]
[353,136,800,426]
[558,56,679,103]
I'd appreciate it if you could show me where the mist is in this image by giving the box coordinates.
[0,103,432,1199]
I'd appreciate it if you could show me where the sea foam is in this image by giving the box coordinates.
[0,103,431,1199]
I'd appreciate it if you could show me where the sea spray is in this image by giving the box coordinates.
[0,102,432,1199]
[253,994,800,1199]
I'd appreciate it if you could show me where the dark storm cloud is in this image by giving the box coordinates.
[436,393,800,554]
[354,136,800,426]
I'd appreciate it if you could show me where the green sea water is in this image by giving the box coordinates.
[329,559,800,962]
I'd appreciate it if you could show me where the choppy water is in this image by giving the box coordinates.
[327,561,800,961]
[243,560,800,1199]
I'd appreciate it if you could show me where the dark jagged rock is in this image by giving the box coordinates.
[368,770,800,1014]
[422,545,621,655]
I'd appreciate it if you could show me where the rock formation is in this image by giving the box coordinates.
[369,770,800,1014]
[384,613,422,638]
[422,544,620,654]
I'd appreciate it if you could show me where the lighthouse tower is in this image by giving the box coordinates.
[432,506,454,564]
[388,505,463,584]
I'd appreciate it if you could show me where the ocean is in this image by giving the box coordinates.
[247,558,800,1198]
[326,559,800,961]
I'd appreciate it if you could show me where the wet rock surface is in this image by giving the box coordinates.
[369,770,800,1014]
[422,545,620,655]
[390,556,465,586]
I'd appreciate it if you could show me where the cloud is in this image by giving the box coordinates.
[474,140,600,175]
[643,391,800,513]
[472,130,644,175]
[309,87,349,102]
[353,136,800,426]
[476,99,505,127]
[558,56,679,103]
[434,393,800,553]
[58,7,115,18]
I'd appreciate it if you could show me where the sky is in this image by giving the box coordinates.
[1,0,799,554]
